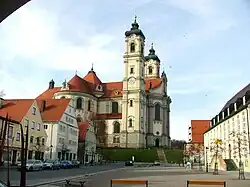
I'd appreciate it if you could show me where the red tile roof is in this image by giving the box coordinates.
[94,113,122,120]
[190,120,210,143]
[0,99,34,122]
[37,99,70,122]
[36,87,61,99]
[78,122,90,142]
[37,74,162,100]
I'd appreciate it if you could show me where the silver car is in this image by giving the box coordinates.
[17,159,43,171]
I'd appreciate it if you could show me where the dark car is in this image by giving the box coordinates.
[125,161,133,166]
[71,160,80,168]
[60,160,73,169]
[43,160,61,170]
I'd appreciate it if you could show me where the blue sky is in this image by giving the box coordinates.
[0,0,250,140]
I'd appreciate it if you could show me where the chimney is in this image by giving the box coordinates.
[0,98,4,108]
[41,100,46,112]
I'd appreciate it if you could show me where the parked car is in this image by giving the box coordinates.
[0,180,6,187]
[154,161,160,166]
[43,159,61,170]
[71,160,80,168]
[17,159,44,171]
[60,160,73,169]
[125,160,133,166]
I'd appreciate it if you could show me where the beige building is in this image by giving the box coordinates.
[204,84,250,172]
[37,99,79,161]
[0,99,47,164]
[37,17,172,148]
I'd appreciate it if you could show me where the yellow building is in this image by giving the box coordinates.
[204,84,250,172]
[0,99,47,164]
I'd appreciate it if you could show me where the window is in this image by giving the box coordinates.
[37,123,41,131]
[32,107,36,115]
[25,119,29,127]
[88,100,91,111]
[31,121,35,129]
[113,136,120,143]
[76,117,82,122]
[113,121,120,133]
[61,96,66,99]
[8,126,13,139]
[129,119,133,127]
[30,136,34,144]
[76,98,82,109]
[148,66,153,75]
[44,124,48,129]
[130,67,134,74]
[130,100,133,107]
[155,103,161,121]
[130,43,135,53]
[36,137,40,145]
[42,138,45,145]
[112,102,119,113]
[16,132,20,141]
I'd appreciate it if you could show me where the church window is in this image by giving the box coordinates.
[113,121,120,133]
[155,103,161,121]
[130,43,135,53]
[88,100,91,111]
[148,66,153,75]
[130,100,133,107]
[130,67,134,74]
[129,119,133,127]
[76,98,82,109]
[112,102,119,113]
[113,136,120,143]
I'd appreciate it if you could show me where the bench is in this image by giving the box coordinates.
[187,180,226,187]
[110,179,149,187]
[65,178,88,187]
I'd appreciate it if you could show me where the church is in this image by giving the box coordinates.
[37,17,172,148]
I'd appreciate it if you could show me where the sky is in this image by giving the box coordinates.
[0,0,250,141]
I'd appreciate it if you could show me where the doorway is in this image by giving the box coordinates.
[155,138,160,147]
[12,150,17,165]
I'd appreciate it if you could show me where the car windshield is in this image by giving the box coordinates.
[27,160,34,164]
[45,160,53,163]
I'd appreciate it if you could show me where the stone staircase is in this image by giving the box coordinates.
[157,149,167,163]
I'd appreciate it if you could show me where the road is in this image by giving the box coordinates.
[0,163,124,186]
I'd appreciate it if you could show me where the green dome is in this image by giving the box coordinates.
[145,43,160,62]
[125,16,145,40]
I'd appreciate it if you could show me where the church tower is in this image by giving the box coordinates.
[145,43,160,79]
[122,16,146,148]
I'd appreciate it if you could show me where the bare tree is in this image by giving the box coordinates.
[228,125,249,180]
[93,120,108,148]
[0,90,5,98]
[32,137,45,160]
[209,139,224,175]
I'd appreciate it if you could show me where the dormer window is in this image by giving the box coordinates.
[96,85,103,91]
[130,43,135,53]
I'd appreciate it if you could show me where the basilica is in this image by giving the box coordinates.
[37,18,172,148]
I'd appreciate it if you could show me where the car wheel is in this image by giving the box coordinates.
[29,167,33,171]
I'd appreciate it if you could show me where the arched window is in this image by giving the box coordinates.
[76,98,82,109]
[148,66,153,75]
[129,119,133,127]
[155,103,161,121]
[130,43,135,53]
[88,100,91,111]
[113,121,120,133]
[76,117,82,122]
[112,102,118,113]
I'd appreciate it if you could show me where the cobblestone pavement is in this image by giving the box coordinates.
[42,166,250,187]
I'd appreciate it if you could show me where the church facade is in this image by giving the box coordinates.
[37,18,172,148]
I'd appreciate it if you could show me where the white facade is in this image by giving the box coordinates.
[44,103,78,160]
[204,93,250,172]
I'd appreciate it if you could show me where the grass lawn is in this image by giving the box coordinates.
[165,149,184,164]
[102,148,158,162]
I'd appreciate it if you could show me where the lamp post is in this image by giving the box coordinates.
[49,145,53,159]
[205,147,209,173]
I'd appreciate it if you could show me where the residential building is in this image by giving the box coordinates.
[78,121,98,164]
[0,99,47,164]
[36,17,172,148]
[37,99,78,161]
[186,120,210,163]
[204,84,250,172]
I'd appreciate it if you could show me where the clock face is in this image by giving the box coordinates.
[128,77,136,84]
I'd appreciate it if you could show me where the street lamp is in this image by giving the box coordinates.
[205,147,209,173]
[49,145,53,159]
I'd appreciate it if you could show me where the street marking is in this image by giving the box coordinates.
[31,167,127,186]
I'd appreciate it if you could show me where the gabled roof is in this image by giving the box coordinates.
[102,82,123,98]
[68,74,92,94]
[36,87,61,99]
[78,122,90,142]
[37,99,71,122]
[83,70,102,85]
[221,83,250,112]
[0,99,34,122]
